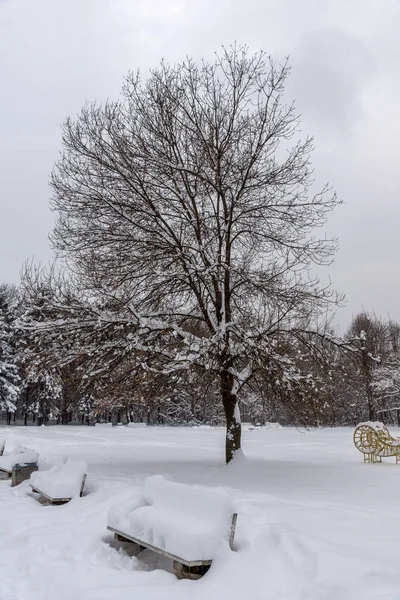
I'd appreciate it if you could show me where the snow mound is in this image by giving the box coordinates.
[30,460,87,499]
[243,422,282,430]
[126,422,147,428]
[37,455,68,471]
[108,475,236,561]
[0,446,38,471]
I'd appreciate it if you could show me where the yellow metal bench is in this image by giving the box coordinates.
[354,422,400,463]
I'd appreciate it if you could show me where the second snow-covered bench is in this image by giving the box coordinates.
[0,446,39,486]
[30,460,88,504]
[107,475,237,579]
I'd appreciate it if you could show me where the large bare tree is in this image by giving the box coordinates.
[42,46,340,462]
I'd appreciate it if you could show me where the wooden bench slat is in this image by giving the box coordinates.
[107,525,213,567]
[30,485,74,504]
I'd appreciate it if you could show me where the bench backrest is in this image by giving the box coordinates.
[357,421,387,434]
[364,422,398,441]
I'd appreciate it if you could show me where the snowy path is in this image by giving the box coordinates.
[1,426,400,600]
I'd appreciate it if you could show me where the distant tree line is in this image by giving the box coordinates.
[1,281,399,429]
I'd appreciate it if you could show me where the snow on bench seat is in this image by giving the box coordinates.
[30,460,88,503]
[0,446,39,475]
[107,475,237,567]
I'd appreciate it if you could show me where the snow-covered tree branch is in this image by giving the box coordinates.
[20,46,342,461]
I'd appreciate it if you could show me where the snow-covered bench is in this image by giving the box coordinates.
[354,422,400,463]
[0,446,39,486]
[107,475,237,579]
[30,460,88,504]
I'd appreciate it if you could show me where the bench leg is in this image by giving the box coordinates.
[11,464,38,487]
[114,533,144,553]
[173,561,211,580]
[79,473,87,497]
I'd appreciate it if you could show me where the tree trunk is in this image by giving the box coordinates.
[367,386,375,421]
[220,370,241,463]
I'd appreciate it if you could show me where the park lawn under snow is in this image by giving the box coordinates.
[1,426,400,600]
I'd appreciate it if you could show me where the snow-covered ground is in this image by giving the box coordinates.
[1,425,400,600]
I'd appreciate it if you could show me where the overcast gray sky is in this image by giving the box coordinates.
[1,0,399,331]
